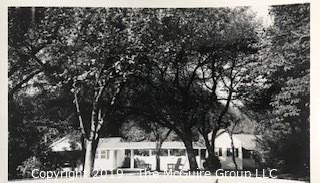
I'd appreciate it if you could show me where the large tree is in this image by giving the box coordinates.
[44,8,139,177]
[240,3,310,175]
[124,8,260,171]
[9,7,141,177]
[8,7,78,179]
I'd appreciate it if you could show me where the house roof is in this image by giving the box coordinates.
[233,134,261,150]
[49,134,82,151]
[50,131,260,152]
[98,140,205,150]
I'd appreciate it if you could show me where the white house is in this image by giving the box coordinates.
[49,130,260,171]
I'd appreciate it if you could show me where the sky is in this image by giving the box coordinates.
[250,5,273,27]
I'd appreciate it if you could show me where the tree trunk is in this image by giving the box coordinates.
[210,129,218,157]
[201,129,221,171]
[81,135,86,171]
[203,131,214,159]
[153,128,171,171]
[83,137,100,177]
[83,139,94,177]
[156,154,161,171]
[73,78,108,177]
[183,138,198,171]
[155,141,161,171]
[229,132,238,170]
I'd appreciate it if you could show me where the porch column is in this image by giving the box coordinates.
[130,149,134,169]
[197,149,201,168]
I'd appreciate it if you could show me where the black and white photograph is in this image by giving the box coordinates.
[6,1,312,183]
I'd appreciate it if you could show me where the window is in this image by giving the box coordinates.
[159,149,169,156]
[151,149,169,156]
[227,148,238,157]
[134,149,150,156]
[100,150,109,159]
[151,149,157,155]
[214,148,223,156]
[95,150,100,159]
[193,149,199,156]
[227,148,231,156]
[125,149,131,157]
[234,148,239,157]
[200,149,206,159]
[171,149,186,156]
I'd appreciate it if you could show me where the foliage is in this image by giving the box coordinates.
[240,3,310,175]
[8,85,75,179]
[121,119,178,142]
[8,5,310,178]
[119,7,261,171]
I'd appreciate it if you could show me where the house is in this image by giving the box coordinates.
[233,134,262,170]
[48,134,83,171]
[49,130,261,171]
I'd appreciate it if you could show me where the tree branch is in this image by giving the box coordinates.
[72,84,87,139]
[9,69,42,99]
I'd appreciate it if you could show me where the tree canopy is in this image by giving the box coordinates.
[240,3,309,176]
[8,5,310,179]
